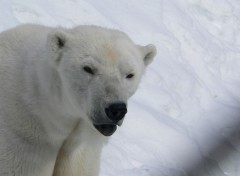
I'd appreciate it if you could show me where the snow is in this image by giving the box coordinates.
[1,0,240,175]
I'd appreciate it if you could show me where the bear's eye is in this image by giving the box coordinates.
[126,73,134,79]
[83,66,94,75]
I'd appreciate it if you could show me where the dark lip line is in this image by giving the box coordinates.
[91,117,121,127]
[93,122,121,126]
[93,124,116,127]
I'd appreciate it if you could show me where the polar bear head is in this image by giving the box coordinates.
[47,26,156,136]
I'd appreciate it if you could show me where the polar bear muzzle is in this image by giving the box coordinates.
[93,102,127,136]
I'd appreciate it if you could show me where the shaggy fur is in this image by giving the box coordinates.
[0,24,156,176]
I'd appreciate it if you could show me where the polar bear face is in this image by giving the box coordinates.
[47,26,156,136]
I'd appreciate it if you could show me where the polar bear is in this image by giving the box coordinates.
[0,24,156,176]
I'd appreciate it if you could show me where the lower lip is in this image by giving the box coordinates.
[94,124,117,136]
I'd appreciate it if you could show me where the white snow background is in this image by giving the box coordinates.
[1,0,240,176]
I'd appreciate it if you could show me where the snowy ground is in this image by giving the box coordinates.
[1,0,240,176]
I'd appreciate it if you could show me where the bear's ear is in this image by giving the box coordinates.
[47,29,69,62]
[139,44,157,66]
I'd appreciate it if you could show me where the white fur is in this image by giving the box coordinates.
[0,24,156,176]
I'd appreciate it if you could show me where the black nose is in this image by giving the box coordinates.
[105,103,127,122]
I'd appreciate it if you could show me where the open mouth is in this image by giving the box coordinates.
[94,124,117,136]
